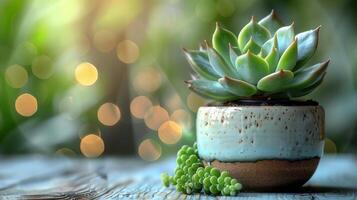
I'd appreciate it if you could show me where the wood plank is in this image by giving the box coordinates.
[0,155,356,199]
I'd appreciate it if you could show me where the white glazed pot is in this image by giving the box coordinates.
[196,104,325,190]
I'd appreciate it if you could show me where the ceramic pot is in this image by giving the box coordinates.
[196,103,325,190]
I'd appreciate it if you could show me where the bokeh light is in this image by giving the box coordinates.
[5,65,28,88]
[170,109,192,129]
[32,55,54,79]
[75,62,98,86]
[97,102,121,126]
[186,92,207,112]
[133,67,162,93]
[144,105,169,130]
[130,96,153,119]
[158,121,182,144]
[138,139,161,161]
[15,93,38,117]
[116,40,139,64]
[93,30,116,52]
[80,134,105,158]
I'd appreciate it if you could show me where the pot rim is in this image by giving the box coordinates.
[206,99,319,107]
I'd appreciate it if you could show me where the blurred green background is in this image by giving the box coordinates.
[0,0,356,159]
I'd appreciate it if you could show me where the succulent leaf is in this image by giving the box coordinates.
[242,38,261,54]
[212,23,238,64]
[261,35,278,57]
[276,38,298,71]
[258,10,284,34]
[276,23,295,55]
[257,70,294,92]
[183,49,221,80]
[295,26,320,70]
[185,79,237,101]
[265,47,279,73]
[235,51,269,84]
[237,17,271,52]
[206,44,240,79]
[229,44,240,66]
[287,60,329,90]
[287,73,325,97]
[218,76,257,96]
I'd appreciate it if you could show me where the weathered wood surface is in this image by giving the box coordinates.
[0,155,356,199]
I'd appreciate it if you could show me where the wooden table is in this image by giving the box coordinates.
[0,155,356,199]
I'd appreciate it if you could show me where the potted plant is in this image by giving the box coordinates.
[183,10,329,190]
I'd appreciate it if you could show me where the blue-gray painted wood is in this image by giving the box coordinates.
[0,155,356,199]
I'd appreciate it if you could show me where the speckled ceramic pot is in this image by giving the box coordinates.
[197,103,325,190]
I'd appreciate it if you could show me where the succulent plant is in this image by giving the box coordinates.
[183,10,329,101]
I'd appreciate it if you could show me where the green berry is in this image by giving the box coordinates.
[162,143,243,196]
[176,169,183,177]
[181,145,189,151]
[189,155,198,162]
[183,166,189,172]
[220,171,229,178]
[193,182,202,190]
[209,185,219,195]
[203,177,211,187]
[185,159,193,166]
[186,147,195,155]
[230,190,237,196]
[188,167,196,175]
[197,169,204,177]
[223,187,230,195]
[224,177,232,184]
[217,184,224,191]
[204,172,210,178]
[231,178,238,185]
[177,177,185,185]
[176,184,184,192]
[210,168,220,177]
[210,176,218,185]
[160,173,170,187]
[229,185,236,191]
[234,182,243,191]
[205,166,213,173]
[180,154,188,162]
[192,174,199,183]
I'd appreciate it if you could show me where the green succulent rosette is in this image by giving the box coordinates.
[184,11,329,101]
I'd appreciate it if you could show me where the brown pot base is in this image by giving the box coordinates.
[203,157,320,191]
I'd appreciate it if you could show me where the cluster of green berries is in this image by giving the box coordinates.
[161,143,242,196]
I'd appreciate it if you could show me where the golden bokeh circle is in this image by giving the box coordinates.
[133,68,162,93]
[116,40,139,64]
[170,109,192,129]
[144,106,169,130]
[5,65,28,88]
[97,102,121,126]
[75,62,98,86]
[80,134,105,158]
[32,55,54,79]
[130,96,153,119]
[158,121,182,144]
[15,93,38,117]
[138,139,161,161]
